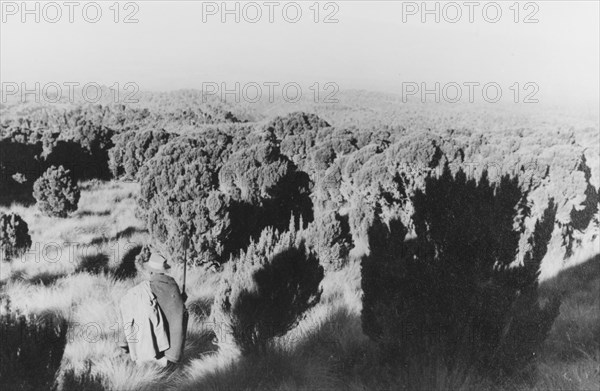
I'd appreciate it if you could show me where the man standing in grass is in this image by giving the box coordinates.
[119,252,187,368]
[146,253,188,367]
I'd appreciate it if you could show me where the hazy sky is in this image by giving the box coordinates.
[1,1,598,106]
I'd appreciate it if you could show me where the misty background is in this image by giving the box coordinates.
[1,1,598,111]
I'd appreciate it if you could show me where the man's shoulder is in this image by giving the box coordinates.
[121,281,152,307]
[125,280,151,295]
[150,273,180,290]
[150,272,176,282]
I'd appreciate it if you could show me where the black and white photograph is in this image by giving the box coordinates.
[0,1,599,390]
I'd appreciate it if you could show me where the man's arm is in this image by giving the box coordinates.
[168,276,186,304]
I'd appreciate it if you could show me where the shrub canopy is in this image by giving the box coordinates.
[33,165,80,218]
[137,129,313,266]
[109,128,175,180]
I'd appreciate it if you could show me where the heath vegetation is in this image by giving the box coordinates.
[0,92,598,390]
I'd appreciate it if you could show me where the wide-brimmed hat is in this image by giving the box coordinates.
[145,253,171,272]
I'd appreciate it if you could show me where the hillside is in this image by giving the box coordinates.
[1,90,598,390]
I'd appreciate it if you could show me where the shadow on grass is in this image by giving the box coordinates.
[77,253,109,274]
[182,324,219,365]
[188,297,213,319]
[115,226,147,240]
[1,270,67,288]
[19,271,68,286]
[75,210,111,218]
[113,244,141,280]
[0,270,26,290]
[88,226,147,246]
[180,299,219,365]
[174,307,363,390]
[77,245,143,279]
[539,254,600,362]
[175,300,577,390]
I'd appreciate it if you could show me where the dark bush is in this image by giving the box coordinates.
[44,122,114,180]
[361,165,561,378]
[0,139,43,204]
[0,213,32,261]
[43,139,94,180]
[212,227,324,354]
[33,165,80,218]
[0,305,68,391]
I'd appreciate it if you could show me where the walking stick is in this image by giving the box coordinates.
[182,248,187,295]
[181,235,190,293]
[181,236,189,360]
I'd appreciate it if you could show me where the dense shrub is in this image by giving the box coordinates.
[33,166,80,218]
[109,128,175,180]
[3,101,597,262]
[0,304,68,391]
[158,105,242,126]
[265,112,330,140]
[311,145,337,172]
[317,127,359,154]
[361,165,561,378]
[313,160,344,211]
[137,135,234,265]
[107,130,135,179]
[70,121,114,159]
[561,155,599,257]
[0,213,32,261]
[265,112,331,169]
[138,129,312,266]
[212,226,324,354]
[305,210,352,271]
[1,109,117,195]
[219,134,313,248]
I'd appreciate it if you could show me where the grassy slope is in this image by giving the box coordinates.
[0,180,598,390]
[535,255,600,391]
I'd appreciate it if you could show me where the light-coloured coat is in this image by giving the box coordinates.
[119,280,170,362]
